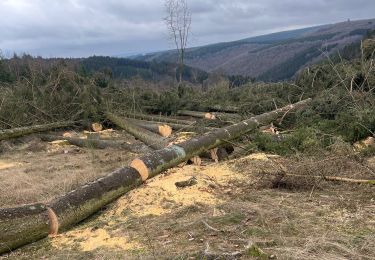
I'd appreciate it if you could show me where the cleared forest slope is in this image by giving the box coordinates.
[136,18,375,81]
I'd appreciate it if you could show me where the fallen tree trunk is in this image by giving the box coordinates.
[0,167,143,254]
[177,110,241,123]
[127,118,216,133]
[106,113,169,150]
[0,121,76,141]
[122,111,195,125]
[124,117,228,162]
[130,99,311,181]
[39,134,141,152]
[0,204,51,254]
[0,99,311,254]
[177,110,216,120]
[127,119,173,137]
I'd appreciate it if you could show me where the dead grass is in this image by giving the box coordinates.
[0,130,141,207]
[2,152,374,259]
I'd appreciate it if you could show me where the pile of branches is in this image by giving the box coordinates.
[0,58,101,129]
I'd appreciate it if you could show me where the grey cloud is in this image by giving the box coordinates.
[0,0,374,57]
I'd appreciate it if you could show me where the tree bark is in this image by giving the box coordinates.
[106,113,170,150]
[130,99,311,180]
[122,111,195,125]
[127,118,216,133]
[0,203,50,254]
[39,134,141,153]
[127,119,173,137]
[0,121,76,141]
[0,99,311,254]
[177,110,216,120]
[0,167,143,254]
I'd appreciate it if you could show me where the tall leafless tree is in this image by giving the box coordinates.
[164,0,191,83]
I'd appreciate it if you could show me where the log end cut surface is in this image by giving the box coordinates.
[130,159,149,181]
[158,125,173,137]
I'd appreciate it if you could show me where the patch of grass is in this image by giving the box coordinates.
[243,227,269,237]
[210,212,245,226]
[245,244,269,259]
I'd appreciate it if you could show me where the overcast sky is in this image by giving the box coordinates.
[0,0,374,58]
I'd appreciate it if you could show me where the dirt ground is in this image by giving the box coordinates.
[1,131,375,259]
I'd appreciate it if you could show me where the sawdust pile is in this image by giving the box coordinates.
[51,154,272,252]
[53,228,141,251]
[0,160,20,170]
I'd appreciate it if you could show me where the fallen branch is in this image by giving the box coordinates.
[262,171,375,185]
[201,220,223,232]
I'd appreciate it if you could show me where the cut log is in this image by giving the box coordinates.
[39,134,140,152]
[127,119,173,137]
[122,111,195,125]
[177,110,216,120]
[0,166,144,254]
[0,99,311,254]
[130,99,311,181]
[177,110,241,123]
[0,121,76,141]
[0,204,51,254]
[91,123,103,132]
[158,125,173,138]
[106,113,169,150]
[125,117,217,133]
[161,121,216,133]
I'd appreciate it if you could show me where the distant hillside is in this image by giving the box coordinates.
[0,55,208,85]
[80,56,208,83]
[135,18,375,81]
